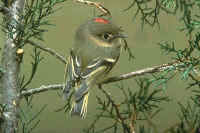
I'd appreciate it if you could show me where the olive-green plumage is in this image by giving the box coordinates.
[63,17,126,118]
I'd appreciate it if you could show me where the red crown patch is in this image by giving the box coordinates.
[94,18,109,24]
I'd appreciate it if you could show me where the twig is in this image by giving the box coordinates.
[74,0,111,16]
[0,5,10,14]
[26,40,67,64]
[19,62,182,97]
[19,84,63,97]
[129,106,136,133]
[98,85,129,132]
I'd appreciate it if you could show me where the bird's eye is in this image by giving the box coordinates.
[102,33,113,40]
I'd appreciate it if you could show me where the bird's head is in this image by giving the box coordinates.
[75,18,127,47]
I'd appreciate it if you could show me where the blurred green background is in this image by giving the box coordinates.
[0,0,191,132]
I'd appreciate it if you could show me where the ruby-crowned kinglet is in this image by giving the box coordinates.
[63,17,126,118]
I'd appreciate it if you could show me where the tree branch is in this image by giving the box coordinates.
[0,0,25,132]
[26,40,67,64]
[19,84,63,97]
[101,62,180,84]
[19,62,181,97]
[74,0,111,16]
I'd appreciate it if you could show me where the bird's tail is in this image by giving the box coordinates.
[70,92,89,119]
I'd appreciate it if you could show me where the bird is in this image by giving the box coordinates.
[63,17,126,118]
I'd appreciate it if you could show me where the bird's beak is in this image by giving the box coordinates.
[110,34,128,42]
[115,33,128,39]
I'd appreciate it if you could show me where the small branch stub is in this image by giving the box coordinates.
[16,48,24,55]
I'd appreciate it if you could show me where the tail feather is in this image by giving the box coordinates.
[71,92,89,119]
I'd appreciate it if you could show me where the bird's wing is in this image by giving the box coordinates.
[71,57,117,118]
[63,50,82,99]
[74,57,118,101]
[63,51,119,118]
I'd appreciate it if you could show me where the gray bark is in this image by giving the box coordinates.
[0,0,25,132]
